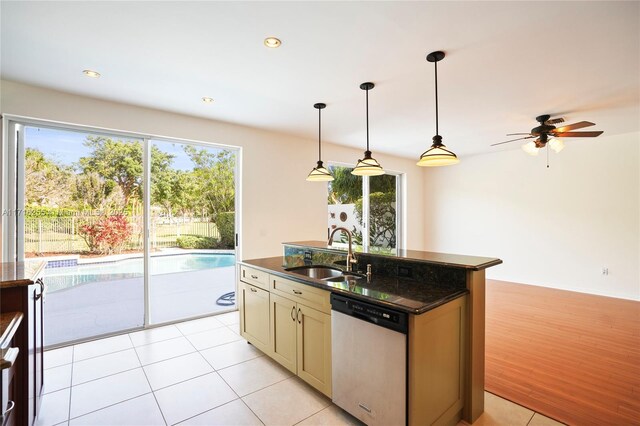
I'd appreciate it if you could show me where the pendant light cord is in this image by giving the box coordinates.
[434,59,439,136]
[318,107,322,161]
[366,87,370,151]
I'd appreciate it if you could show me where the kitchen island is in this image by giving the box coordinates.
[238,241,501,425]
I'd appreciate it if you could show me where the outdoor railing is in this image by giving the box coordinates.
[24,215,220,254]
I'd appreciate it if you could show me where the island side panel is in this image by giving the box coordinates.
[463,269,485,423]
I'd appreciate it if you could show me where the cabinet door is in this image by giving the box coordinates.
[269,294,297,374]
[27,283,41,425]
[34,280,44,416]
[239,283,271,354]
[297,305,332,397]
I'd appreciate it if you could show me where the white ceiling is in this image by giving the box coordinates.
[1,1,638,158]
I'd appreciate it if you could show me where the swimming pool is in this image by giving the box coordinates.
[43,254,236,292]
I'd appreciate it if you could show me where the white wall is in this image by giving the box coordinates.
[423,132,640,300]
[0,80,426,260]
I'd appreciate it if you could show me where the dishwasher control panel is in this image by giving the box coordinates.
[331,293,408,334]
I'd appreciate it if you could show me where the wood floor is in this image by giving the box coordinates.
[485,279,640,426]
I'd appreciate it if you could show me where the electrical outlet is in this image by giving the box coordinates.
[602,267,609,276]
[398,265,413,278]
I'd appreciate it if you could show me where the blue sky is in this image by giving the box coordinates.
[25,126,222,171]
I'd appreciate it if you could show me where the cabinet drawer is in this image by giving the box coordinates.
[240,266,269,290]
[270,275,330,314]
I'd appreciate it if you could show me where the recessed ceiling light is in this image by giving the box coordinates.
[202,97,214,103]
[82,69,101,78]
[264,37,281,48]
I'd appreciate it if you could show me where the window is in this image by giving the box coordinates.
[327,164,402,254]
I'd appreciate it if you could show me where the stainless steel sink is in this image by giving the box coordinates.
[323,274,365,283]
[285,266,344,279]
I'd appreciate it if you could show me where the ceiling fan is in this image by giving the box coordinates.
[491,114,604,156]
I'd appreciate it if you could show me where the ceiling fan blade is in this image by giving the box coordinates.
[506,133,532,136]
[490,136,535,146]
[545,117,565,125]
[553,121,595,133]
[553,131,603,137]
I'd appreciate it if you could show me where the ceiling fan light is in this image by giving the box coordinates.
[522,141,539,156]
[352,153,385,176]
[549,138,565,153]
[307,161,334,182]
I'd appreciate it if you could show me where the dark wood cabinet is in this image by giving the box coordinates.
[1,314,21,426]
[27,280,44,423]
[1,262,45,426]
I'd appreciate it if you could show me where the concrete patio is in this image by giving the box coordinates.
[44,266,236,346]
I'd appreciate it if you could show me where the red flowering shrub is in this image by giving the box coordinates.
[79,215,132,254]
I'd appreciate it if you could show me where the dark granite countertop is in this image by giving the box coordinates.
[241,257,469,315]
[285,241,502,271]
[0,261,46,288]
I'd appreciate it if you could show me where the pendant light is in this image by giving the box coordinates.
[417,51,460,167]
[306,103,334,182]
[352,82,385,176]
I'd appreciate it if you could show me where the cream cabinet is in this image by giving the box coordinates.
[269,293,298,373]
[269,276,332,397]
[295,302,332,396]
[239,267,332,398]
[239,281,271,354]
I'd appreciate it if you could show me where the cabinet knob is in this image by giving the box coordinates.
[249,287,258,293]
[251,274,258,279]
[293,289,302,295]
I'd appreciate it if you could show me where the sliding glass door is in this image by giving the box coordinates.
[327,164,401,253]
[3,118,239,346]
[20,126,145,346]
[148,140,237,324]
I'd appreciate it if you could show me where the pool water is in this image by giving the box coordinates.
[44,254,236,292]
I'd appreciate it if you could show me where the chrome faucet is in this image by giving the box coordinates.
[328,227,357,272]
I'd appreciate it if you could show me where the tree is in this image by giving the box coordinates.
[327,166,395,204]
[151,169,200,221]
[25,148,74,207]
[183,146,235,218]
[78,136,174,207]
[354,192,396,248]
[73,172,124,210]
[328,166,362,204]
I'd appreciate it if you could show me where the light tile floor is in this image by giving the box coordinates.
[39,311,565,426]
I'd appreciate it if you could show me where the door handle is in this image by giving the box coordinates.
[297,308,302,324]
[290,306,296,321]
[1,400,15,425]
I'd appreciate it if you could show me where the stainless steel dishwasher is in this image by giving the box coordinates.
[331,293,408,426]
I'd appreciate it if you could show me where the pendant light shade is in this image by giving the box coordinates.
[307,103,334,182]
[417,51,459,167]
[352,82,385,176]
